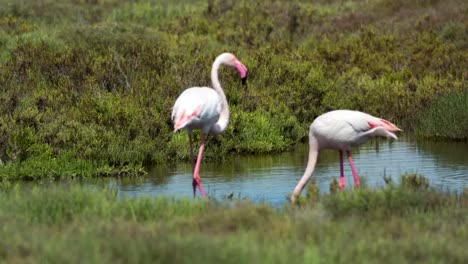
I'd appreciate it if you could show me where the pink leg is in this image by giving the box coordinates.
[192,134,207,198]
[339,150,345,190]
[188,132,197,197]
[346,150,360,187]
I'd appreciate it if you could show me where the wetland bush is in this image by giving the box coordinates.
[417,90,468,140]
[0,0,466,178]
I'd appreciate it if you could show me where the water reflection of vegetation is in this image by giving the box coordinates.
[144,137,468,187]
[417,139,468,167]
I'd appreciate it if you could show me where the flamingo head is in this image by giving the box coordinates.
[234,60,248,85]
[220,53,248,85]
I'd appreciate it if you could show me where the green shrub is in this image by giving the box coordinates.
[417,91,468,140]
[0,0,465,178]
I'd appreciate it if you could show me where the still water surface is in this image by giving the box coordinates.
[106,138,468,207]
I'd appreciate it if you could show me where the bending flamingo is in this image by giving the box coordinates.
[291,110,401,203]
[171,53,248,198]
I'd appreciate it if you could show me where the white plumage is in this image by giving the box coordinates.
[291,110,401,203]
[171,53,248,198]
[172,87,222,134]
[311,110,398,149]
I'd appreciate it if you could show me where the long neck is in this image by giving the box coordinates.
[210,58,229,134]
[292,138,319,199]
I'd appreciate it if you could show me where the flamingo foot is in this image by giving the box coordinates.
[192,176,206,198]
[339,177,345,191]
[192,178,197,198]
[354,178,360,188]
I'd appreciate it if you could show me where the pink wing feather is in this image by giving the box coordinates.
[368,118,401,132]
[173,105,202,132]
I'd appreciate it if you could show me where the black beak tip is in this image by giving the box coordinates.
[241,76,247,85]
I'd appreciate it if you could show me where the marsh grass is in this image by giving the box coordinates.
[0,155,146,180]
[0,0,466,179]
[417,91,468,140]
[1,175,467,263]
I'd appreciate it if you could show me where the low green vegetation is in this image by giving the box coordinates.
[0,0,466,178]
[417,91,468,140]
[0,174,466,263]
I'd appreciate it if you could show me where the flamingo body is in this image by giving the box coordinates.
[171,53,247,198]
[172,87,222,134]
[311,110,399,150]
[291,110,401,203]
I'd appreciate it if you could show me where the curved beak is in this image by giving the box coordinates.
[234,60,248,85]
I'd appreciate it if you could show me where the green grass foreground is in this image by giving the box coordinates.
[0,0,466,179]
[0,175,467,263]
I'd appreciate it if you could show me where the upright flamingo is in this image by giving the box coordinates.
[171,53,248,198]
[291,110,401,203]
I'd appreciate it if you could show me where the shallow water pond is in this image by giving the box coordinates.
[105,137,468,207]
